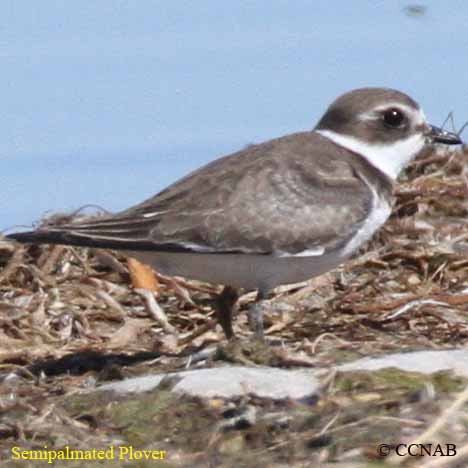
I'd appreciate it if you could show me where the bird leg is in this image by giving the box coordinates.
[215,286,239,339]
[248,290,267,340]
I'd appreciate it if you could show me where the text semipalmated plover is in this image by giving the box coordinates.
[6,88,462,339]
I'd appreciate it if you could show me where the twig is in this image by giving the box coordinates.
[135,288,177,335]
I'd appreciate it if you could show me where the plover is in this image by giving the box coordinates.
[6,88,462,339]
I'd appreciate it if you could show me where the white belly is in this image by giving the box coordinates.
[124,248,347,292]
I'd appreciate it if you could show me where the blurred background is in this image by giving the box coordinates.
[1,1,467,228]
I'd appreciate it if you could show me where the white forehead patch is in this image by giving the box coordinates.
[316,129,426,180]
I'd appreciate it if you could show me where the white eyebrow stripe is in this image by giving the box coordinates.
[359,103,426,127]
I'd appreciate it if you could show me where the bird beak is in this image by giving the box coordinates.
[427,125,463,145]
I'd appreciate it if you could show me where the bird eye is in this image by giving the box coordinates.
[383,108,405,128]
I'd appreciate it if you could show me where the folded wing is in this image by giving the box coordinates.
[7,132,373,256]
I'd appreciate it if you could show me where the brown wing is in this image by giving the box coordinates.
[7,132,373,255]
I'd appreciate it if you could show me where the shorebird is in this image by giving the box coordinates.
[6,87,462,339]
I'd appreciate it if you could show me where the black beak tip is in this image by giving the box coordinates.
[429,125,463,145]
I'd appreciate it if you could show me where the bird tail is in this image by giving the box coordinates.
[5,229,131,249]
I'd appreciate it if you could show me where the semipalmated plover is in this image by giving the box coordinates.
[6,88,462,339]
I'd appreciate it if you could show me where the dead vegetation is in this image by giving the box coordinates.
[1,145,468,466]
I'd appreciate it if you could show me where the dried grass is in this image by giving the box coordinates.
[1,144,468,466]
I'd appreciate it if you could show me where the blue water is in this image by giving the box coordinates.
[1,1,467,229]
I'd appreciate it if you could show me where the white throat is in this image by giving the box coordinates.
[316,129,426,180]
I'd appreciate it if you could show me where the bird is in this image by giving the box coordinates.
[6,87,463,340]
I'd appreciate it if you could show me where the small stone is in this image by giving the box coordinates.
[407,274,421,285]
